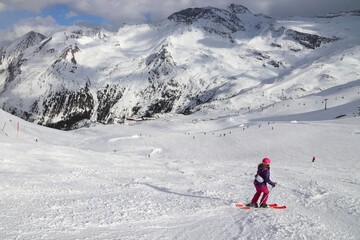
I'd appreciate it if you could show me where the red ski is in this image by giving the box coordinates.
[235,203,286,209]
[235,203,251,209]
[271,205,286,209]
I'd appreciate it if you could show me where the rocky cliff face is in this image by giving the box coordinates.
[168,5,246,42]
[1,32,47,92]
[285,29,339,49]
[0,4,355,130]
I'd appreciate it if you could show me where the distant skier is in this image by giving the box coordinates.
[312,156,316,162]
[247,158,277,208]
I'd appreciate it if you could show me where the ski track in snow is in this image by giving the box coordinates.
[1,111,360,239]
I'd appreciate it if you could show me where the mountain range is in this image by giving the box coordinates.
[0,4,359,130]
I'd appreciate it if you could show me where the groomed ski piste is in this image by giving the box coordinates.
[1,84,360,240]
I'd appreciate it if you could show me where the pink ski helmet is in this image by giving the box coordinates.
[262,158,271,165]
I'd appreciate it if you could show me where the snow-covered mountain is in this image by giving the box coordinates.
[0,4,359,130]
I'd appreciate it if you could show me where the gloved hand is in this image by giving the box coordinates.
[272,182,277,187]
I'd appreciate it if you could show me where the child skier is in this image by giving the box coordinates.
[247,158,277,208]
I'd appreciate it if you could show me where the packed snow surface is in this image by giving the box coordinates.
[1,106,359,239]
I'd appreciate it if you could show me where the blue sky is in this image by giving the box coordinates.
[1,0,360,44]
[0,3,109,30]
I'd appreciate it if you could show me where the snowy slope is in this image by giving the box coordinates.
[1,7,360,237]
[1,105,359,239]
[0,5,359,130]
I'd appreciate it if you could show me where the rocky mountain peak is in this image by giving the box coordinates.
[14,31,47,50]
[227,4,252,14]
[168,7,219,24]
[167,6,246,37]
[2,31,47,61]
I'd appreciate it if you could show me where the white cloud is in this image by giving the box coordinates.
[0,0,68,13]
[0,2,7,12]
[0,16,67,42]
[65,11,79,19]
[3,0,360,24]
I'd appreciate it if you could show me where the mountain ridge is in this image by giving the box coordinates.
[0,4,359,130]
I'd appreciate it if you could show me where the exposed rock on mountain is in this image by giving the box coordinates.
[286,29,339,49]
[168,5,246,42]
[39,87,94,129]
[227,3,252,14]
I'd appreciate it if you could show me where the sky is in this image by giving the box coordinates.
[0,0,360,44]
